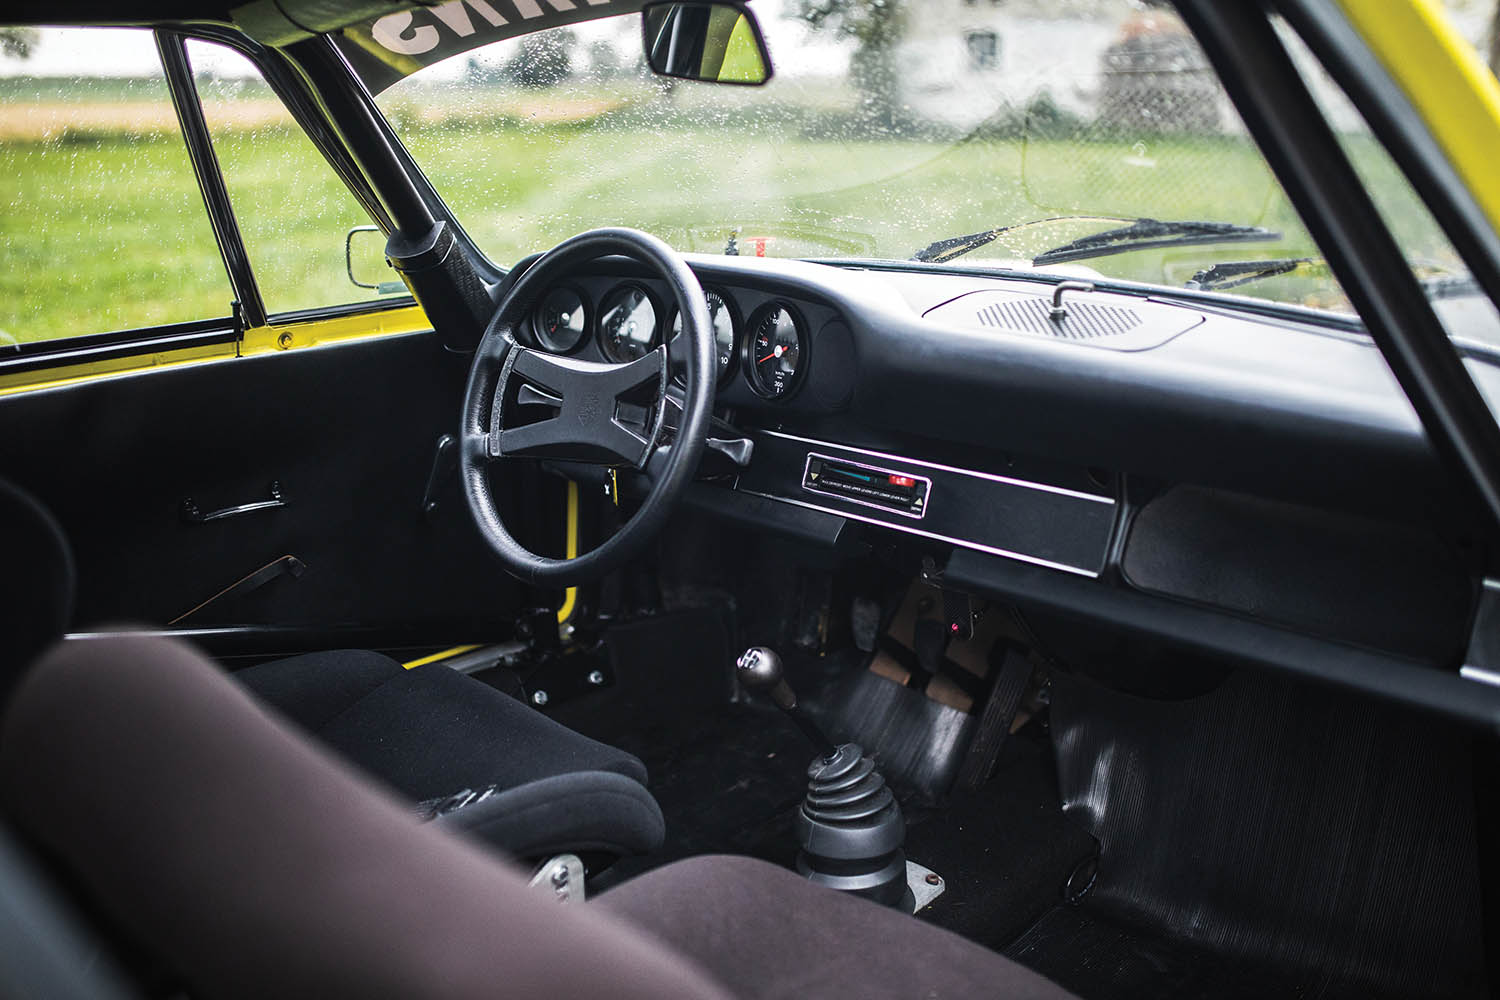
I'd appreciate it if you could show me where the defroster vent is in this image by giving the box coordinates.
[925,287,1203,351]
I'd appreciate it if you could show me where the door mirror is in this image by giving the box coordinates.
[345,225,407,295]
[641,2,772,86]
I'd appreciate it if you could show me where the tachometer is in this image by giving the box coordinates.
[745,303,805,399]
[598,284,659,363]
[532,286,587,353]
[670,289,737,386]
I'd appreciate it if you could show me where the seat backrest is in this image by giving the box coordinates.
[0,479,74,706]
[0,634,732,1000]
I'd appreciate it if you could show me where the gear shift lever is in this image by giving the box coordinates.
[737,646,913,910]
[736,647,837,760]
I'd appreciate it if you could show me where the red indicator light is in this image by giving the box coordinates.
[888,475,917,488]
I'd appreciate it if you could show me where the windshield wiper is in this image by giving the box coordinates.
[911,215,1281,267]
[1188,256,1482,303]
[1186,257,1315,291]
[1031,218,1280,267]
[910,214,1133,264]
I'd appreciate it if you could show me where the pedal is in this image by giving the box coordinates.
[942,589,976,642]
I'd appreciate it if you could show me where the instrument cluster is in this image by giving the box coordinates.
[528,280,810,400]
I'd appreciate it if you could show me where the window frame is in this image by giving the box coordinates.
[286,31,508,288]
[0,26,241,369]
[0,23,421,378]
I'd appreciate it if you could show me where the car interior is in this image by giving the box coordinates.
[3,0,1500,998]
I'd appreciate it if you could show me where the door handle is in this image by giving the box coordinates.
[181,481,285,524]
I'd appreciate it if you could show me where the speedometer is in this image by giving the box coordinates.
[744,303,805,399]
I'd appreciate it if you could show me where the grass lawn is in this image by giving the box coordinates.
[0,93,1448,346]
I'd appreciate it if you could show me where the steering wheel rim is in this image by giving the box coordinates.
[460,228,716,587]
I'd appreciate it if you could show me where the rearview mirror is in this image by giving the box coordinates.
[641,2,772,87]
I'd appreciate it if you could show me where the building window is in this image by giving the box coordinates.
[966,30,999,71]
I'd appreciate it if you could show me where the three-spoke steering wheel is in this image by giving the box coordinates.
[460,228,717,586]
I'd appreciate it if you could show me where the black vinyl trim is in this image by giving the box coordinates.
[0,321,238,377]
[156,29,267,330]
[64,622,514,661]
[943,547,1500,736]
[1175,0,1500,535]
[262,295,422,328]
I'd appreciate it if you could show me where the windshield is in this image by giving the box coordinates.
[366,1,1479,318]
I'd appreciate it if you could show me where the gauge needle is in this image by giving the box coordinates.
[758,344,785,364]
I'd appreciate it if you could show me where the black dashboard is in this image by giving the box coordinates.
[511,251,1491,674]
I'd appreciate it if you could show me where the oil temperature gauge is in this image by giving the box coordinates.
[745,303,805,399]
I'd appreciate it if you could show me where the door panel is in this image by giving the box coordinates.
[0,327,534,653]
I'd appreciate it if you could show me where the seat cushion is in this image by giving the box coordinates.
[433,770,664,858]
[600,854,1079,1000]
[322,661,647,794]
[235,653,650,798]
[232,649,402,732]
[234,651,660,858]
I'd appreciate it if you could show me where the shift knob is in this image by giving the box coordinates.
[737,646,837,759]
[736,646,797,711]
[737,649,909,909]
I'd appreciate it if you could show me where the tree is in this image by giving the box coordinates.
[793,0,909,130]
[0,28,39,59]
[587,39,622,80]
[504,29,576,89]
[1490,1,1499,78]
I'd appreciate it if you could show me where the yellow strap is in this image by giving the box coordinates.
[556,480,580,624]
[405,481,580,665]
[402,644,483,670]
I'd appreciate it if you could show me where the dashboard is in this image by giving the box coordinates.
[510,251,1493,669]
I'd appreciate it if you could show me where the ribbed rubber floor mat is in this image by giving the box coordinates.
[1038,669,1486,999]
[1007,905,1282,1000]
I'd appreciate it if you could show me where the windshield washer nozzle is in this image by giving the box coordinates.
[1050,280,1095,320]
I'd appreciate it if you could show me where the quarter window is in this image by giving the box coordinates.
[186,39,394,318]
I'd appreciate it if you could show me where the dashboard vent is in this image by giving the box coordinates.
[924,288,1203,351]
[974,297,1140,340]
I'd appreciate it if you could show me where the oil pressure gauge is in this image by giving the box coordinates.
[532,285,587,353]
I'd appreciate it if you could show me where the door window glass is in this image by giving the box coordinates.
[0,27,231,347]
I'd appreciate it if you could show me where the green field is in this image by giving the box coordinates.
[0,92,1451,346]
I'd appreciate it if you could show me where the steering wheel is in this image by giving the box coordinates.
[460,228,716,587]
